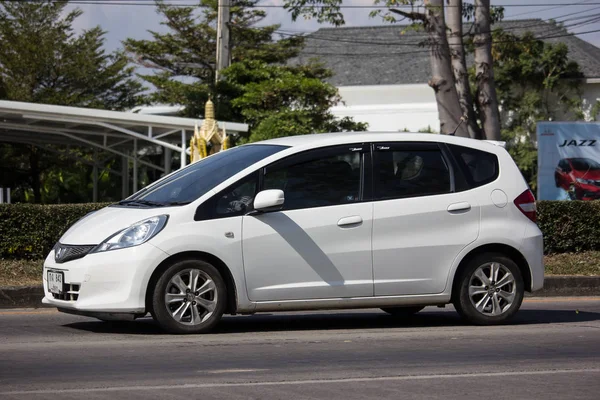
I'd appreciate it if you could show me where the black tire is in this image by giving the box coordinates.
[568,184,578,200]
[151,259,227,334]
[453,253,524,325]
[381,306,425,316]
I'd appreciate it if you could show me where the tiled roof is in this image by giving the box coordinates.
[291,19,600,86]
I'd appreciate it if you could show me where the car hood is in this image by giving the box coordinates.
[59,206,171,245]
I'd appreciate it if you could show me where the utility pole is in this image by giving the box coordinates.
[215,0,231,82]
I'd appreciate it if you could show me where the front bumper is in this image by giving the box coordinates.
[575,184,600,200]
[42,242,169,314]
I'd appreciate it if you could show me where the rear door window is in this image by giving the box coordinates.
[373,143,451,200]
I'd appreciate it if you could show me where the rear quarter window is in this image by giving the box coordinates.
[448,144,499,188]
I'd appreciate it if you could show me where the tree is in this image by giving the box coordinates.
[124,0,364,141]
[223,60,366,142]
[490,29,584,189]
[286,0,472,136]
[473,0,501,140]
[0,0,146,203]
[284,0,508,139]
[446,0,481,139]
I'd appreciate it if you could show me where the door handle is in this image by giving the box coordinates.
[447,202,471,213]
[337,216,363,227]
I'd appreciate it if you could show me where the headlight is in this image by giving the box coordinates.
[92,215,168,253]
[576,178,594,184]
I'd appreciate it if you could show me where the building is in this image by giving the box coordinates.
[291,19,600,132]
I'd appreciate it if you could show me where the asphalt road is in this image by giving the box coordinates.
[0,297,599,400]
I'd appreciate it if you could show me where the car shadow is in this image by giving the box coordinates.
[63,307,600,335]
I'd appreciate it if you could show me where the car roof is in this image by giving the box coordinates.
[256,132,505,152]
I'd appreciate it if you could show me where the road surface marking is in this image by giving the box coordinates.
[0,309,57,315]
[524,297,600,303]
[208,369,268,374]
[2,368,599,395]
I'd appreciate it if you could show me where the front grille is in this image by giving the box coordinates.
[54,243,96,264]
[52,283,80,301]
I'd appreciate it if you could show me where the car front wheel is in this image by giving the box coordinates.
[152,259,227,334]
[453,253,524,325]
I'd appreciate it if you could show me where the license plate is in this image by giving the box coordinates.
[47,271,64,295]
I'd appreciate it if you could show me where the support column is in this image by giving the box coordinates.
[133,139,138,192]
[181,130,187,169]
[121,155,129,199]
[164,148,172,175]
[92,149,98,203]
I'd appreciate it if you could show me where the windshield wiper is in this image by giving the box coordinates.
[162,201,192,206]
[116,199,167,207]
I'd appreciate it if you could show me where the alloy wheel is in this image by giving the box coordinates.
[164,268,218,325]
[468,262,516,317]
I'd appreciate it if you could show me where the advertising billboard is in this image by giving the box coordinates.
[537,122,600,201]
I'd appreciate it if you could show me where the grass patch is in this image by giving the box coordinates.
[0,259,43,286]
[544,251,600,276]
[0,252,599,287]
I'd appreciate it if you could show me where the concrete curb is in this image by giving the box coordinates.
[0,285,48,309]
[526,276,600,297]
[0,277,598,309]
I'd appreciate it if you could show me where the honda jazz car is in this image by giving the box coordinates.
[42,132,544,333]
[555,157,600,200]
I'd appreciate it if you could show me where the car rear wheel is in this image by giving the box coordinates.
[381,306,424,316]
[453,253,524,325]
[152,259,227,334]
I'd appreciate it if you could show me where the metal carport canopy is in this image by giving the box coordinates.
[0,100,249,199]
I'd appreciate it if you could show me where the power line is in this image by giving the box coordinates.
[276,14,600,48]
[277,12,600,43]
[293,26,600,58]
[505,0,596,18]
[9,0,600,8]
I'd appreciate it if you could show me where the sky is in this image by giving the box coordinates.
[64,0,600,53]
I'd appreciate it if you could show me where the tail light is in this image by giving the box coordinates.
[514,189,537,223]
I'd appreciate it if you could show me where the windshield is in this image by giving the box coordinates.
[120,144,287,207]
[570,158,600,171]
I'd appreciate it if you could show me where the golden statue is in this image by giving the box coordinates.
[189,99,230,163]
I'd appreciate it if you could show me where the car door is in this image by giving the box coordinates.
[242,144,374,302]
[371,142,480,296]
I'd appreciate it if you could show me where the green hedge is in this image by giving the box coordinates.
[0,203,110,260]
[0,201,599,259]
[537,200,600,254]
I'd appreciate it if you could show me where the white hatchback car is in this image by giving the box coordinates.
[43,132,544,333]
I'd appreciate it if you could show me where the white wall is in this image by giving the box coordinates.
[331,84,440,132]
[582,81,600,120]
[332,81,600,132]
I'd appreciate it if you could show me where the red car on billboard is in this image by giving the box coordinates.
[555,157,600,200]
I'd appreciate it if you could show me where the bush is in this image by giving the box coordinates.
[0,203,110,260]
[0,201,599,260]
[538,201,600,254]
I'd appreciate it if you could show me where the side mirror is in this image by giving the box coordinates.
[253,189,285,212]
